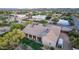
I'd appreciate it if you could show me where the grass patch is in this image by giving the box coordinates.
[21,38,43,50]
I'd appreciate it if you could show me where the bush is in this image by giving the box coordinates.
[0,29,25,49]
[11,23,24,30]
[68,29,79,49]
[25,20,33,25]
[46,16,51,20]
[38,20,48,25]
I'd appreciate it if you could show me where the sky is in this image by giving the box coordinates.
[0,0,79,8]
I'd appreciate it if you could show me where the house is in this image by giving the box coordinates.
[15,14,26,19]
[57,19,72,32]
[72,16,79,30]
[32,15,46,21]
[7,14,27,23]
[61,26,72,32]
[57,19,70,26]
[23,24,61,48]
[13,14,27,23]
[0,26,10,35]
[6,15,16,22]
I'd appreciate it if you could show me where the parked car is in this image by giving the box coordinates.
[57,38,64,48]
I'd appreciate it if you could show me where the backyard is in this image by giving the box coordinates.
[21,38,43,50]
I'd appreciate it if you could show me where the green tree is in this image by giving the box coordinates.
[0,29,25,49]
[69,29,79,49]
[0,37,8,49]
[52,18,59,24]
[23,20,33,26]
[25,20,33,25]
[40,11,47,15]
[11,23,24,30]
[39,20,48,25]
[0,11,14,14]
[46,16,51,20]
[71,38,79,49]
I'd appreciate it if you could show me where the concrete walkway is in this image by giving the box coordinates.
[15,44,33,50]
[15,44,24,50]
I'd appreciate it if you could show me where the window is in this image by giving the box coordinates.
[38,37,42,43]
[33,35,36,40]
[29,34,32,38]
[26,34,28,37]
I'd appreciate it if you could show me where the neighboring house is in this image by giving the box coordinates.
[23,24,61,48]
[72,16,79,30]
[57,19,72,32]
[61,26,72,32]
[13,14,26,24]
[6,15,16,22]
[0,26,10,35]
[32,15,46,21]
[57,19,70,26]
[15,14,26,19]
[48,20,53,24]
[7,14,27,24]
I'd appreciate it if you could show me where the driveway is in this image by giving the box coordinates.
[59,32,72,50]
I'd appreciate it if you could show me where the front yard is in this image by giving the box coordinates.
[21,38,43,50]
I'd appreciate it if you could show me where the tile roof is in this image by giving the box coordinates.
[23,24,61,40]
[43,25,61,41]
